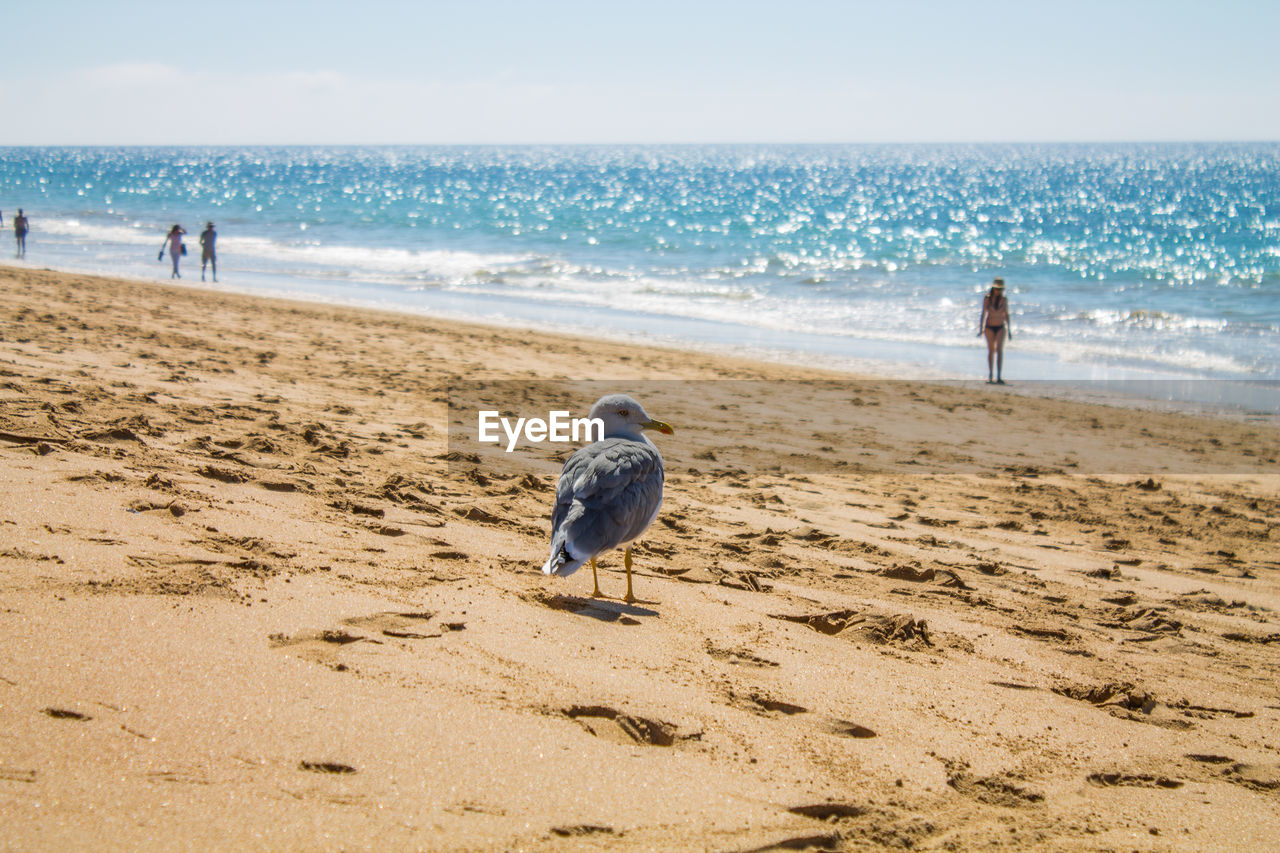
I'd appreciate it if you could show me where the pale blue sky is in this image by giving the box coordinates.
[4,0,1277,144]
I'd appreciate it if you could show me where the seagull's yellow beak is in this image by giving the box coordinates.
[642,418,674,436]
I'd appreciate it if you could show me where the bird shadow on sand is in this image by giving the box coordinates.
[534,592,660,622]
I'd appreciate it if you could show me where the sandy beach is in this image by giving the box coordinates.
[2,264,1278,851]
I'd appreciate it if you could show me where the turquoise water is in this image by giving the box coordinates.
[2,144,1277,380]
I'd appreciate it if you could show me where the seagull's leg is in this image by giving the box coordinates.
[624,547,635,604]
[591,558,605,598]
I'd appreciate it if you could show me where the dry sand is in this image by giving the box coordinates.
[2,265,1279,851]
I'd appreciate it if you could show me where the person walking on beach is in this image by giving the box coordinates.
[14,209,30,258]
[199,221,217,282]
[159,224,186,278]
[978,277,1012,384]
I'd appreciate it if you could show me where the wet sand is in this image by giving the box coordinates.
[2,265,1279,851]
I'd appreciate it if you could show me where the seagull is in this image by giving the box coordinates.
[542,394,673,603]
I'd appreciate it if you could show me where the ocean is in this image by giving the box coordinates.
[2,144,1277,385]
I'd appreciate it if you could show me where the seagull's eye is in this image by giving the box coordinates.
[618,409,630,417]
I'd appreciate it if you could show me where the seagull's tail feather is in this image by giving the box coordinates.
[542,538,585,577]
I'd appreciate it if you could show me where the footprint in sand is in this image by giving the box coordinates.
[357,610,464,639]
[146,769,211,785]
[299,760,357,775]
[1051,681,1197,729]
[331,499,384,518]
[788,803,869,821]
[824,720,877,739]
[1086,772,1183,789]
[128,499,186,517]
[718,571,774,593]
[1009,624,1078,644]
[989,681,1038,692]
[947,771,1044,806]
[269,612,454,668]
[705,645,780,668]
[197,464,248,484]
[562,705,682,747]
[741,830,844,852]
[773,609,933,646]
[724,688,876,739]
[1223,763,1280,792]
[43,707,91,721]
[550,825,614,838]
[730,691,808,717]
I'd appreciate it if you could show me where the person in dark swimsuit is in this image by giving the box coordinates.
[977,277,1012,384]
[14,209,29,258]
[199,222,217,282]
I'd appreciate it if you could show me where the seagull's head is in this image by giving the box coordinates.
[589,394,674,440]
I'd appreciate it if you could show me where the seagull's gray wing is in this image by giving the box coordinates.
[544,437,664,575]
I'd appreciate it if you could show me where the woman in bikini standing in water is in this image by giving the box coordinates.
[978,277,1012,384]
[160,224,186,279]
